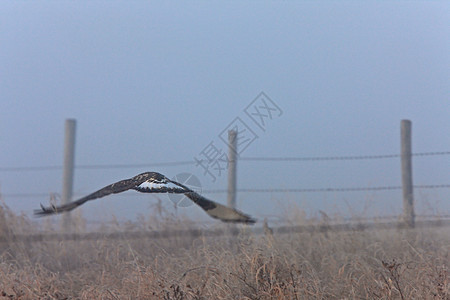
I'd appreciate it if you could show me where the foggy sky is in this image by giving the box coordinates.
[1,1,449,224]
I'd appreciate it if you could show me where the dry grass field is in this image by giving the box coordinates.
[0,203,448,299]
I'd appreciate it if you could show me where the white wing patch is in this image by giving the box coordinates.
[137,180,186,192]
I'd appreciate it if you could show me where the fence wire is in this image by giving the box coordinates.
[3,184,450,198]
[1,151,449,172]
[1,151,448,200]
[240,151,450,161]
[1,218,449,244]
[202,185,450,194]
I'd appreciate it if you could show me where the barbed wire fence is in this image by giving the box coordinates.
[1,151,449,198]
[1,151,449,172]
[1,151,449,218]
[1,218,449,244]
[1,156,449,242]
[1,120,449,240]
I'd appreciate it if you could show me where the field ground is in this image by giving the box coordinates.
[0,204,448,299]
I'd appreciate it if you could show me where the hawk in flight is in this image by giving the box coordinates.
[35,172,256,224]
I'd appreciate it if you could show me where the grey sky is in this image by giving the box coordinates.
[1,1,449,223]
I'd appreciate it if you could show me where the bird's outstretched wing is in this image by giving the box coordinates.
[184,192,256,224]
[35,172,256,224]
[35,172,185,216]
[35,178,139,216]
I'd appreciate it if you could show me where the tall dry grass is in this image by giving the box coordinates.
[0,203,448,299]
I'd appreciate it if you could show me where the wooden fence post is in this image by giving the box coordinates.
[227,130,238,237]
[61,119,76,232]
[401,120,414,228]
[227,130,237,209]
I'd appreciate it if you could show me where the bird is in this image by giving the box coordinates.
[35,172,256,224]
